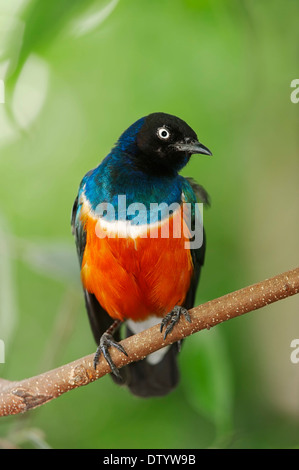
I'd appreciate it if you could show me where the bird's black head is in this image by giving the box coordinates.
[115,112,212,176]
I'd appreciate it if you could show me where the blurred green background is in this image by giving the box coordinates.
[0,0,298,449]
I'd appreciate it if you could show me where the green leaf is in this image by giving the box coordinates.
[5,0,114,85]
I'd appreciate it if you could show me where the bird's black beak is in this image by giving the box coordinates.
[174,139,212,156]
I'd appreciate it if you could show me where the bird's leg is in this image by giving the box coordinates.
[93,320,128,379]
[160,306,191,340]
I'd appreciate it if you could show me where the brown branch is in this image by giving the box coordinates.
[1,267,299,417]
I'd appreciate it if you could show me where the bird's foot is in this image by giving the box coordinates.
[93,332,128,379]
[160,306,191,340]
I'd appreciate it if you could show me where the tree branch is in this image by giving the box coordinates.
[1,267,298,417]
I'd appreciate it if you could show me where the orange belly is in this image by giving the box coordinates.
[80,208,194,322]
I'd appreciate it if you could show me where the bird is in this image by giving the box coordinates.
[71,112,212,397]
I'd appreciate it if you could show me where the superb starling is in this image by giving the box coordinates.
[71,112,211,397]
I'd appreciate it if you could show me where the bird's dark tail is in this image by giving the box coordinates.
[84,291,180,397]
[116,326,180,398]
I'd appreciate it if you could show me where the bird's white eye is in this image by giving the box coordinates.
[157,127,170,140]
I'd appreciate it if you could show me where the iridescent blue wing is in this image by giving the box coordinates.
[71,185,117,344]
[181,177,209,309]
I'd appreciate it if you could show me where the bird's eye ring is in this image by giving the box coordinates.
[157,127,170,140]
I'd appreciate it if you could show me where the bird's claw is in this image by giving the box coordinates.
[93,332,128,379]
[160,306,191,340]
